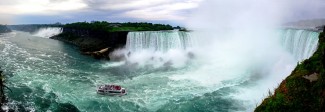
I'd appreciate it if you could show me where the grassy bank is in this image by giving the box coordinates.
[255,31,325,111]
[64,21,173,32]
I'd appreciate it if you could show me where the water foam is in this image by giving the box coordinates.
[1,29,320,111]
[181,0,320,111]
[111,31,196,68]
[33,27,63,38]
[280,29,319,61]
[126,31,195,53]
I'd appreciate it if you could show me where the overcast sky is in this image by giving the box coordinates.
[0,0,202,25]
[0,0,324,26]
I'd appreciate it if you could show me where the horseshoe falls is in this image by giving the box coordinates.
[126,31,195,52]
[0,29,320,112]
[280,29,319,62]
[123,31,196,68]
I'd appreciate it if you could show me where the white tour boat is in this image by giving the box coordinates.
[97,84,127,96]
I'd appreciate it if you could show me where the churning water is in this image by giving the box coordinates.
[0,29,319,111]
[33,27,63,38]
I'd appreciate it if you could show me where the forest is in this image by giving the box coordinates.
[64,21,174,32]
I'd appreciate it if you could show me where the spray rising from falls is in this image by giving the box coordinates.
[126,31,195,52]
[121,31,196,67]
[280,29,320,62]
[33,27,63,38]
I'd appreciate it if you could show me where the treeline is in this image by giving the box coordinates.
[64,21,174,32]
[8,24,63,33]
[0,25,11,33]
[64,21,111,32]
[8,21,175,33]
[118,22,173,31]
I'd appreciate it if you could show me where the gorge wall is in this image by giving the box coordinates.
[51,28,128,52]
[255,29,325,112]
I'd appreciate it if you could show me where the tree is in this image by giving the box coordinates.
[0,69,11,107]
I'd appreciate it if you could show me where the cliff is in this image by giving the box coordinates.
[255,29,325,111]
[50,28,128,59]
[0,25,11,33]
[50,21,175,59]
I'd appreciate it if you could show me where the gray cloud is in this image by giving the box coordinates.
[287,0,325,21]
[0,0,203,24]
[0,14,13,24]
[1,0,324,25]
[49,0,67,3]
[82,0,202,21]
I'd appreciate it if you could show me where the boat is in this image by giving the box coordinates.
[97,84,127,96]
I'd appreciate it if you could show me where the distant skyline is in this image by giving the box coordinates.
[0,0,325,26]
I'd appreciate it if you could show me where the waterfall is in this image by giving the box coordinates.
[280,29,320,62]
[126,29,319,62]
[33,27,63,38]
[126,31,195,53]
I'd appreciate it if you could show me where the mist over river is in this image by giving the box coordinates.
[0,28,319,112]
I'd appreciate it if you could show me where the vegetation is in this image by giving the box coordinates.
[8,23,62,33]
[0,69,11,111]
[255,31,325,111]
[52,21,175,59]
[64,21,173,32]
[115,22,173,31]
[0,25,11,33]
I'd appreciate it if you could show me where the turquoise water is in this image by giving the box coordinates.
[0,32,250,112]
[0,29,319,112]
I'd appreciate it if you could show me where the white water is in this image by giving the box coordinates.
[1,30,320,112]
[33,27,63,38]
[126,31,195,53]
[1,0,322,111]
[121,31,196,68]
[180,0,323,111]
[121,28,319,111]
[280,29,319,62]
[1,31,255,111]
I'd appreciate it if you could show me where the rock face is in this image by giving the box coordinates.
[81,48,111,59]
[0,25,11,33]
[50,28,128,59]
[303,73,319,82]
[255,29,325,112]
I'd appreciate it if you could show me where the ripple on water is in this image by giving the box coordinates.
[1,32,255,112]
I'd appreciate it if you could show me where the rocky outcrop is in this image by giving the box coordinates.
[255,28,325,112]
[0,25,11,33]
[81,48,111,59]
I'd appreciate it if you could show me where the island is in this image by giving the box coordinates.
[50,21,174,59]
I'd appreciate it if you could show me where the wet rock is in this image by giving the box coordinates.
[303,73,319,82]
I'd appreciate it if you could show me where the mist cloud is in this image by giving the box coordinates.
[183,0,324,111]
